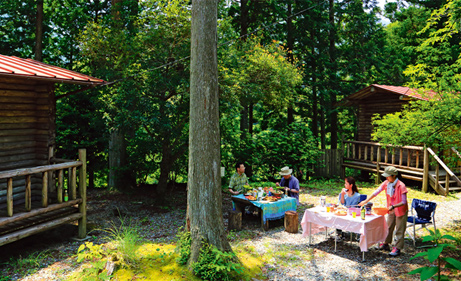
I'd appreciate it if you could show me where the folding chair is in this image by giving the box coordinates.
[359,194,367,203]
[406,199,437,248]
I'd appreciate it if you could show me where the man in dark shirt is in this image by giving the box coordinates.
[275,166,300,205]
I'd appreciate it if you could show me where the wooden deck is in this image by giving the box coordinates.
[341,141,461,195]
[0,149,87,247]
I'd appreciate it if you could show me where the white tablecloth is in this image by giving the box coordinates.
[301,206,388,252]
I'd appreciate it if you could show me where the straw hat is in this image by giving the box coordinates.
[279,166,292,176]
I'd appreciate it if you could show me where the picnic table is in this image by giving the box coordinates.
[301,206,388,261]
[231,194,297,230]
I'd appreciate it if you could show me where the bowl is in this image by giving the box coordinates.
[373,207,388,216]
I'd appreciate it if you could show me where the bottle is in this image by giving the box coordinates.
[64,189,68,202]
[361,206,366,220]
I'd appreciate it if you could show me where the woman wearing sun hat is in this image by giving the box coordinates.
[275,166,300,205]
[359,166,408,256]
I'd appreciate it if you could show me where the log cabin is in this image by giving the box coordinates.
[0,54,106,246]
[340,84,461,195]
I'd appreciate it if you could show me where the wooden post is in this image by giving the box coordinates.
[284,211,298,233]
[391,148,395,165]
[407,149,411,167]
[399,148,403,166]
[7,178,13,217]
[71,167,77,200]
[384,147,388,163]
[78,149,87,239]
[435,164,440,191]
[416,151,420,168]
[445,173,450,196]
[42,171,48,207]
[25,175,31,211]
[228,210,242,231]
[57,169,63,203]
[376,148,381,185]
[422,146,429,193]
[358,145,362,160]
[364,146,368,161]
[371,146,375,162]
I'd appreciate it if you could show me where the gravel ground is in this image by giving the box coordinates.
[1,186,460,281]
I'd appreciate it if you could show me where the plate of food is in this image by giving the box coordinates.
[245,195,257,201]
[262,196,278,202]
[334,210,347,216]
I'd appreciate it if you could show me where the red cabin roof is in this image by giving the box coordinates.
[340,84,438,106]
[0,54,106,85]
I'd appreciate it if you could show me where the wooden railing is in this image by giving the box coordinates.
[343,141,425,182]
[0,149,86,222]
[343,141,460,195]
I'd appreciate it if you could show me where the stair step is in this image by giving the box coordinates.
[449,186,461,191]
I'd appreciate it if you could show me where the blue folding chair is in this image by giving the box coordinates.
[406,199,437,248]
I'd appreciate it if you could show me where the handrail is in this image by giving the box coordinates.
[0,161,82,179]
[343,141,424,151]
[452,147,461,159]
[427,148,455,177]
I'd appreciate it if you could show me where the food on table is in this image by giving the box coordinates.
[245,195,257,201]
[334,210,347,216]
[262,196,279,202]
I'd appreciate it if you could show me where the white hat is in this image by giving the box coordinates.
[279,166,292,176]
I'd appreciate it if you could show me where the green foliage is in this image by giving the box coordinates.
[3,250,51,276]
[103,218,142,266]
[408,229,461,281]
[192,243,244,281]
[252,122,320,180]
[176,229,192,265]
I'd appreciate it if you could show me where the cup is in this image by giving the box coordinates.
[326,206,330,212]
[352,212,356,218]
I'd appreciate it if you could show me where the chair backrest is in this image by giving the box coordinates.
[359,194,367,203]
[412,199,437,220]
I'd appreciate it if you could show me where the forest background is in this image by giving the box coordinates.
[1,0,460,198]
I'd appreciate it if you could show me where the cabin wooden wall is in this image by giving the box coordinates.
[0,77,55,207]
[356,91,409,142]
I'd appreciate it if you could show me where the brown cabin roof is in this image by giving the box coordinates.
[0,54,106,85]
[341,84,438,106]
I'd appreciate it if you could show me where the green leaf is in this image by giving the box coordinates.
[427,246,444,263]
[420,266,438,280]
[443,257,461,270]
[78,244,86,253]
[410,252,428,260]
[440,234,457,241]
[408,267,424,275]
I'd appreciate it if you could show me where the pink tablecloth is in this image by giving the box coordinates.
[301,207,388,252]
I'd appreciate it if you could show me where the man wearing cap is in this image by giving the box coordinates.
[359,166,408,256]
[276,166,300,205]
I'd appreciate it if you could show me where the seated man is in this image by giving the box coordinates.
[228,162,249,195]
[276,166,299,205]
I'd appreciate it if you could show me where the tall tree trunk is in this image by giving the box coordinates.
[34,0,43,61]
[239,0,250,137]
[328,0,338,149]
[311,27,319,145]
[239,104,248,139]
[187,0,231,267]
[286,1,294,125]
[108,129,131,190]
[320,92,326,149]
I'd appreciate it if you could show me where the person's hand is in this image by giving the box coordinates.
[358,201,366,207]
[276,182,280,187]
[341,188,347,195]
[284,187,289,192]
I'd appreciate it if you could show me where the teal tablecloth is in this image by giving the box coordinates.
[232,194,297,223]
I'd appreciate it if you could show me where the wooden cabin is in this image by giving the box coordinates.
[0,54,106,246]
[340,84,461,195]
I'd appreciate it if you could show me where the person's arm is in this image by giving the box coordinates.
[287,178,300,194]
[359,183,384,206]
[228,174,239,195]
[389,193,407,211]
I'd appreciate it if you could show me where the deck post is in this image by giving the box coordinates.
[376,148,381,185]
[341,136,345,179]
[78,149,87,239]
[42,171,48,207]
[7,178,13,217]
[422,146,429,193]
[25,175,31,211]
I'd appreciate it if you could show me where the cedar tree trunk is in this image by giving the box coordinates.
[187,0,231,267]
